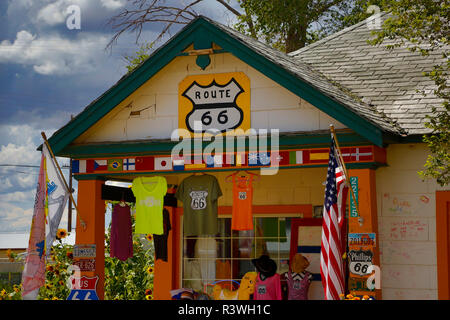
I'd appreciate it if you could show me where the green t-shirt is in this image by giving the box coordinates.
[132,176,167,235]
[175,174,222,236]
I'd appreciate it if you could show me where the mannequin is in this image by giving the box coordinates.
[251,255,282,300]
[282,253,313,300]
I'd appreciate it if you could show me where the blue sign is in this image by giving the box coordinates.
[67,289,99,300]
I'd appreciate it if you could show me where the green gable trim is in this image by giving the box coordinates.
[48,17,385,156]
[60,131,370,158]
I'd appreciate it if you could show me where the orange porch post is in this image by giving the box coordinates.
[75,179,105,300]
[347,168,381,298]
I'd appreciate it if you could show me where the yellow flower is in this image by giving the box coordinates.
[52,297,59,300]
[346,294,354,300]
[56,229,68,239]
[145,294,153,300]
[13,285,20,293]
[146,266,154,275]
[146,234,153,242]
[362,295,370,300]
[45,282,53,290]
[1,289,6,296]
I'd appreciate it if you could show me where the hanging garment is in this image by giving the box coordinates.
[153,208,171,262]
[231,173,254,231]
[195,237,217,284]
[110,203,133,261]
[175,174,222,236]
[132,176,167,235]
[253,272,282,300]
[284,270,312,300]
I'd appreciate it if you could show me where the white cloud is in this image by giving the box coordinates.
[0,30,110,75]
[100,0,125,10]
[0,202,34,232]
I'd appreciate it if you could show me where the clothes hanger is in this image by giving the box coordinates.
[119,192,126,207]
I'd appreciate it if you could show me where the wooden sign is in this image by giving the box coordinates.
[73,244,96,258]
[178,72,251,134]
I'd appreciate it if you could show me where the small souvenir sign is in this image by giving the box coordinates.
[348,233,376,247]
[349,177,359,217]
[73,244,96,258]
[348,249,373,276]
[73,258,96,272]
[67,275,99,300]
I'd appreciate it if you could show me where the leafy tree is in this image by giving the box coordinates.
[368,0,449,186]
[123,41,154,73]
[107,0,383,53]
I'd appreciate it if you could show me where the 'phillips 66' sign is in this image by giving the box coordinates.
[178,72,250,134]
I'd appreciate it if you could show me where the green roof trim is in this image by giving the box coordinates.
[48,16,386,156]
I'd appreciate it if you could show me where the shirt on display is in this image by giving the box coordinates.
[254,273,282,300]
[110,203,133,261]
[175,174,222,236]
[230,173,254,231]
[132,176,167,235]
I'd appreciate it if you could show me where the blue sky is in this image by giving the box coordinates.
[0,0,236,239]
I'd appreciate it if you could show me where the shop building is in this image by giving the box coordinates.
[46,15,449,300]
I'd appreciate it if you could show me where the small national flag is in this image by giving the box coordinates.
[123,158,135,171]
[271,151,290,166]
[310,149,330,162]
[289,151,304,164]
[172,157,185,171]
[108,159,123,171]
[248,152,271,166]
[94,160,107,171]
[320,134,349,300]
[206,154,223,168]
[136,156,154,171]
[154,157,172,171]
[71,159,94,173]
[342,147,373,162]
[235,152,246,166]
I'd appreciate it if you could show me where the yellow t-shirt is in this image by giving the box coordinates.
[132,176,167,235]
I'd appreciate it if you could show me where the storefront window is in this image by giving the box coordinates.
[182,217,291,292]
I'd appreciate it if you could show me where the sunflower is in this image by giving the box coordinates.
[145,294,153,300]
[46,265,54,272]
[66,251,73,259]
[145,234,153,242]
[145,288,153,296]
[146,266,154,275]
[56,229,68,239]
[45,283,53,290]
[13,285,20,293]
[1,289,6,296]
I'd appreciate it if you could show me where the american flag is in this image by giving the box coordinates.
[320,134,349,300]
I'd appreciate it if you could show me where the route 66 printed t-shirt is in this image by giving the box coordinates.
[132,176,167,235]
[175,174,222,236]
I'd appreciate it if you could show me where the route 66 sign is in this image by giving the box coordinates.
[179,72,250,134]
[67,275,99,300]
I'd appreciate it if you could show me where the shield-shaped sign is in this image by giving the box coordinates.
[182,78,244,132]
[179,73,250,134]
[67,275,99,300]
